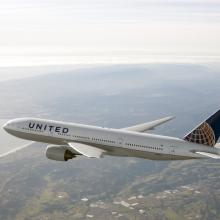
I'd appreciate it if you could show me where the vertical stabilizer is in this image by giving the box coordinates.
[184,109,220,147]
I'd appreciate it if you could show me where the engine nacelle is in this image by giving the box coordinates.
[46,145,76,161]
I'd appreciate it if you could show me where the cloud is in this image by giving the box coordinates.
[0,0,220,66]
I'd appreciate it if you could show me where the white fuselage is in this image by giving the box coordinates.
[3,118,220,160]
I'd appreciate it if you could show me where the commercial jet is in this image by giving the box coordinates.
[2,110,220,161]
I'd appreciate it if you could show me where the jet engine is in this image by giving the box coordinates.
[46,145,76,161]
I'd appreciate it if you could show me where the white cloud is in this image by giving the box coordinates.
[0,0,220,66]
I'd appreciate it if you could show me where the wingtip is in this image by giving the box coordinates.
[163,116,175,121]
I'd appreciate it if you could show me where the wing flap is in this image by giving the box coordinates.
[122,116,174,132]
[68,142,106,158]
[195,151,220,159]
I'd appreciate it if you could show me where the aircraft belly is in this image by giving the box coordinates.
[99,145,196,160]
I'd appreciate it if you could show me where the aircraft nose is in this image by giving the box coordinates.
[3,121,10,132]
[3,122,8,130]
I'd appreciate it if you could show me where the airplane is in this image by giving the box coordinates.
[2,109,220,161]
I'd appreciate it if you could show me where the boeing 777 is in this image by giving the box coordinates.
[2,109,220,161]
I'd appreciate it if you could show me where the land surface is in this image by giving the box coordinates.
[0,64,220,220]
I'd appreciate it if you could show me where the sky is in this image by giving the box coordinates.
[0,0,220,66]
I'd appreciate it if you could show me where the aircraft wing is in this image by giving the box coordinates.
[68,142,106,158]
[195,151,220,159]
[0,141,36,158]
[122,116,174,132]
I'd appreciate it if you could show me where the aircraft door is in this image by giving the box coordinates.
[118,137,124,147]
[169,145,177,159]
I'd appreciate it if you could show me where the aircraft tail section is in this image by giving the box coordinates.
[183,109,220,147]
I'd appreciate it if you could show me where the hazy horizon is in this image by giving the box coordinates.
[1,0,220,67]
[1,1,220,219]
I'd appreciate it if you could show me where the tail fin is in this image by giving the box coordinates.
[184,109,220,147]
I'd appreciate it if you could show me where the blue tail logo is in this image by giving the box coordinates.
[184,109,220,147]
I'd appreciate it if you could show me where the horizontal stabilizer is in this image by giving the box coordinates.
[215,143,220,148]
[68,142,106,158]
[122,116,174,132]
[195,151,220,159]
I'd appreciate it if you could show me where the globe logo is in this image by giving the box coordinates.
[184,122,215,147]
